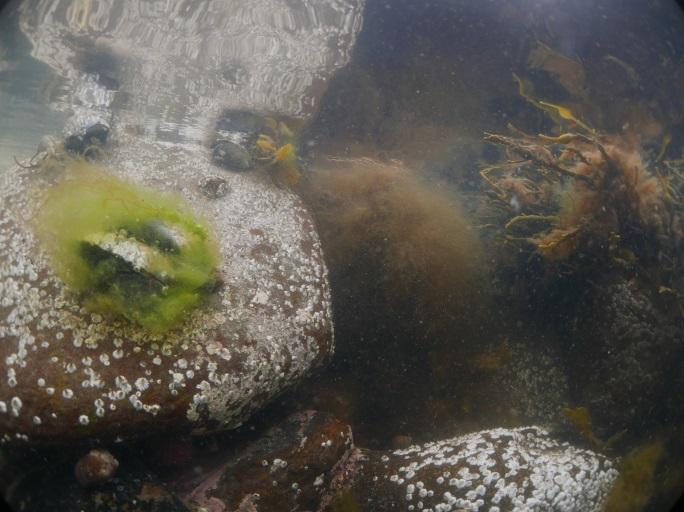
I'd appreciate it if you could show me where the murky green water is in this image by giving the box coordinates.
[1,1,684,511]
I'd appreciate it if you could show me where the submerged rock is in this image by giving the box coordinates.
[0,411,620,511]
[1,0,369,448]
[212,140,254,171]
[568,279,684,436]
[172,413,619,512]
[492,339,570,424]
[179,410,353,511]
[0,133,333,444]
[346,426,619,512]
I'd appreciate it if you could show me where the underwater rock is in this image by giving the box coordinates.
[491,339,570,424]
[212,140,254,171]
[64,122,110,157]
[75,449,120,486]
[179,410,353,511]
[3,412,618,511]
[175,413,619,512]
[568,279,683,437]
[344,426,618,512]
[0,132,333,444]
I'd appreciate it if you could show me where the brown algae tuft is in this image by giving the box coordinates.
[34,161,220,333]
[301,157,483,312]
[603,439,664,512]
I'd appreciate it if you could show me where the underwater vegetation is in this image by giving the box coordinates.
[255,118,302,187]
[466,40,684,509]
[302,157,482,312]
[603,439,664,512]
[478,50,684,317]
[34,161,220,333]
[481,128,664,264]
[562,406,625,452]
[299,157,487,442]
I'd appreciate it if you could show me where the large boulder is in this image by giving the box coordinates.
[0,133,333,444]
[0,0,366,446]
[348,426,619,512]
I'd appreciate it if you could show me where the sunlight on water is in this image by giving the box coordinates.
[17,0,364,145]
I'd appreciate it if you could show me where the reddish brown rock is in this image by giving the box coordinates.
[168,413,619,512]
[1,0,367,447]
[0,134,333,444]
[178,410,353,512]
[340,426,619,512]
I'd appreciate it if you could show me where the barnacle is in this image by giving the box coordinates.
[34,161,220,333]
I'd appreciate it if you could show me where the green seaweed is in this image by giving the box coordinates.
[35,161,220,334]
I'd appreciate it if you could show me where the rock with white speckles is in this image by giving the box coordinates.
[3,0,366,446]
[178,410,354,511]
[170,415,619,512]
[333,426,619,512]
[0,132,333,444]
[492,340,570,425]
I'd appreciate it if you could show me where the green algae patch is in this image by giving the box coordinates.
[35,162,220,333]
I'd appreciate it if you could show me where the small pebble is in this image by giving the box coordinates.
[74,449,119,486]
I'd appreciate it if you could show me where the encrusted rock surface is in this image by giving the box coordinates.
[172,412,619,512]
[350,426,618,512]
[0,410,620,511]
[0,133,333,444]
[492,340,569,424]
[1,0,365,447]
[568,279,684,436]
[178,410,354,511]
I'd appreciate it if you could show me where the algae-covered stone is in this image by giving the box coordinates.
[0,133,333,444]
[35,163,220,333]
